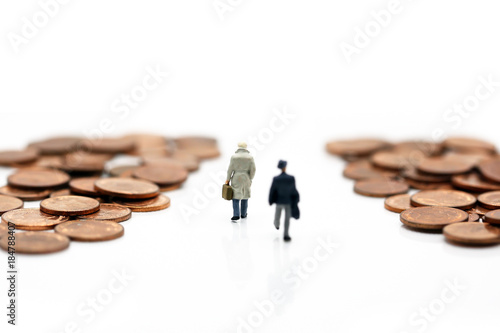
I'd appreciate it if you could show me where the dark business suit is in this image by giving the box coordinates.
[269,172,300,238]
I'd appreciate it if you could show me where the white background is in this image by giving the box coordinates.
[1,0,500,332]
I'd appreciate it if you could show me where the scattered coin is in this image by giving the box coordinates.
[80,138,135,154]
[76,204,132,223]
[400,206,468,230]
[8,168,70,189]
[443,222,500,246]
[405,179,454,191]
[69,177,101,196]
[326,139,390,158]
[133,165,188,187]
[417,156,475,175]
[177,146,220,160]
[468,205,492,217]
[28,137,82,155]
[468,213,480,222]
[109,165,140,177]
[402,167,451,183]
[95,178,160,199]
[343,160,396,180]
[0,195,24,216]
[384,194,412,213]
[354,179,409,197]
[0,185,52,201]
[477,191,500,210]
[0,149,39,166]
[113,194,171,212]
[410,190,476,210]
[484,210,500,225]
[0,223,7,238]
[392,140,443,156]
[0,231,70,254]
[55,220,124,242]
[452,172,500,193]
[60,153,110,173]
[40,196,100,216]
[1,208,69,230]
[50,189,72,197]
[478,158,500,183]
[443,137,496,154]
[168,150,200,172]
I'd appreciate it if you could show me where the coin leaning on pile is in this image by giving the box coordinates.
[0,134,219,254]
[327,137,500,246]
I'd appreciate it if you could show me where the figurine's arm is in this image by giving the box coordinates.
[249,157,256,180]
[225,157,234,184]
[269,178,277,205]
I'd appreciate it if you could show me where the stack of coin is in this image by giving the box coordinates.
[327,136,500,246]
[0,134,219,254]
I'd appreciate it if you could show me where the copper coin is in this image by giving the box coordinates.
[354,179,409,197]
[392,140,443,156]
[0,149,39,166]
[132,165,188,187]
[343,160,396,180]
[483,209,500,225]
[169,150,200,172]
[417,156,475,175]
[55,220,124,242]
[177,146,220,160]
[443,137,496,154]
[468,213,480,222]
[443,222,500,245]
[125,134,174,157]
[0,223,7,238]
[159,183,182,192]
[478,158,500,183]
[326,139,390,158]
[452,172,500,193]
[80,138,135,154]
[8,168,70,189]
[445,151,494,167]
[175,136,217,148]
[143,155,199,172]
[40,196,100,216]
[94,178,160,199]
[405,179,453,191]
[468,205,492,217]
[410,190,476,209]
[50,189,72,197]
[60,153,110,173]
[109,165,139,177]
[0,195,24,216]
[28,137,81,155]
[384,194,411,213]
[371,151,414,170]
[69,177,101,196]
[0,232,70,254]
[402,167,451,183]
[400,206,468,230]
[76,204,131,223]
[1,208,69,230]
[477,191,500,210]
[0,185,51,201]
[113,194,170,212]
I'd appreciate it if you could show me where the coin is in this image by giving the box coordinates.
[410,190,476,210]
[8,168,70,189]
[109,165,139,177]
[69,177,101,196]
[405,179,453,190]
[143,155,199,173]
[400,206,468,230]
[0,185,51,201]
[443,222,500,245]
[159,183,182,192]
[0,149,39,166]
[371,151,414,170]
[477,191,500,210]
[484,210,500,225]
[478,158,500,183]
[50,189,72,197]
[132,165,188,187]
[169,150,200,172]
[113,194,170,212]
[443,137,496,154]
[0,232,70,254]
[60,153,111,173]
[417,156,475,175]
[402,167,451,183]
[384,194,411,213]
[354,179,409,197]
[125,134,174,157]
[1,208,69,230]
[326,139,390,158]
[40,196,100,216]
[80,138,135,154]
[177,146,220,160]
[55,220,124,242]
[452,172,500,193]
[28,137,81,155]
[468,213,480,222]
[343,160,396,180]
[0,195,24,216]
[94,178,160,199]
[392,140,443,156]
[0,223,7,238]
[76,204,131,222]
[468,205,492,217]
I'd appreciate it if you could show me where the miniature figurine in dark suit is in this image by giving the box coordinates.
[269,160,300,241]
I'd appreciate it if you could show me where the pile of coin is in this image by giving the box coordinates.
[0,135,219,254]
[326,137,500,246]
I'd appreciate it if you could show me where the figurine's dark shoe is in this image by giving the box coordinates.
[241,214,247,219]
[231,216,240,221]
[284,236,292,242]
[275,224,279,230]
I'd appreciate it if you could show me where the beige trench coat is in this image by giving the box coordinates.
[226,148,256,200]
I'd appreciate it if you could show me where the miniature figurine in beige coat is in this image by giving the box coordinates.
[225,142,256,221]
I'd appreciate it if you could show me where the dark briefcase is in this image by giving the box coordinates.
[222,184,233,200]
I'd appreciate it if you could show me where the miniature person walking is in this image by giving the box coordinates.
[226,142,256,221]
[269,160,300,241]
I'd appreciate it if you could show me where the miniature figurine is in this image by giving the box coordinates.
[225,142,256,221]
[269,160,300,241]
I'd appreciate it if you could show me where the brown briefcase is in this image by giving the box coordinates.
[222,184,233,200]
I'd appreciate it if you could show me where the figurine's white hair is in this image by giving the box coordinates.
[238,142,247,149]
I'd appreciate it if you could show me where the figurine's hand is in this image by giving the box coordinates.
[225,180,229,185]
